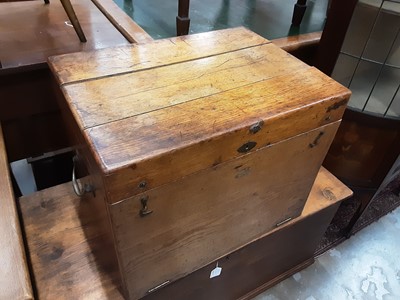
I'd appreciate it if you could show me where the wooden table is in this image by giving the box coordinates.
[0,0,151,71]
[19,167,352,299]
[0,0,152,163]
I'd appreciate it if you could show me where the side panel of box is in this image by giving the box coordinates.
[51,77,126,294]
[109,122,340,299]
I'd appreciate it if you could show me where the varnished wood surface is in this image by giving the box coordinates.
[19,167,352,300]
[49,28,350,203]
[98,68,348,203]
[48,27,269,84]
[146,167,352,300]
[0,0,129,70]
[91,0,153,44]
[63,42,309,129]
[0,124,33,300]
[272,31,322,53]
[110,123,340,299]
[48,28,351,298]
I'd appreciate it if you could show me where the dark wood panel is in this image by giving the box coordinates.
[0,68,58,121]
[324,108,400,188]
[314,0,358,75]
[2,112,70,162]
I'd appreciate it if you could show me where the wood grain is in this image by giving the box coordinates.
[0,0,129,70]
[109,123,340,299]
[62,43,309,128]
[48,27,269,84]
[19,167,352,300]
[88,68,349,203]
[19,178,123,300]
[272,31,322,53]
[0,124,33,300]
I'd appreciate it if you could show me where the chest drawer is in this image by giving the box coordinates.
[109,122,339,299]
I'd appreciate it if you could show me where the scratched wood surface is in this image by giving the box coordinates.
[48,28,350,203]
[0,124,33,300]
[48,28,351,299]
[62,42,308,129]
[19,167,352,300]
[110,123,340,299]
[97,67,348,203]
[48,27,269,84]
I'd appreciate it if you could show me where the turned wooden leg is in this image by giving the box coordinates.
[292,0,307,26]
[176,0,190,36]
[60,0,87,42]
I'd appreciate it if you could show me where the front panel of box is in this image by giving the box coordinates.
[109,122,339,299]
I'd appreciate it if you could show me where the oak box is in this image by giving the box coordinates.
[48,27,350,299]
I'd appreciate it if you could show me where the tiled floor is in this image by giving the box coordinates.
[254,206,400,300]
[114,0,329,39]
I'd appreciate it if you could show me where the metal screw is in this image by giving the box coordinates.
[139,181,147,189]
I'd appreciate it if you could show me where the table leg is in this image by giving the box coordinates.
[176,0,190,36]
[60,0,87,42]
[292,0,307,26]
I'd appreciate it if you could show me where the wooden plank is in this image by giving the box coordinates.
[18,167,352,300]
[0,0,129,70]
[83,68,350,203]
[62,43,309,128]
[91,0,153,44]
[272,31,322,53]
[109,123,340,299]
[19,178,122,300]
[48,27,270,85]
[0,124,33,300]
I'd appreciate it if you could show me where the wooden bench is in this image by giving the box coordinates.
[0,123,33,300]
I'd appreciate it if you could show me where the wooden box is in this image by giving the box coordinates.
[48,27,350,299]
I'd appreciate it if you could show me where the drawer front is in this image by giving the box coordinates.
[109,122,340,299]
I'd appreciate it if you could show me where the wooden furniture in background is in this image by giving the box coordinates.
[0,0,148,162]
[292,0,308,26]
[314,0,358,76]
[49,0,87,42]
[19,167,352,299]
[0,123,33,300]
[48,27,350,299]
[177,0,190,35]
[324,108,400,235]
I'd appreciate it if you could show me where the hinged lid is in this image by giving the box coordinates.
[48,27,351,203]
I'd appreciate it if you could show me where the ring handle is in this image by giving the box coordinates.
[72,155,93,197]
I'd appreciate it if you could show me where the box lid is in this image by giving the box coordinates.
[48,27,351,202]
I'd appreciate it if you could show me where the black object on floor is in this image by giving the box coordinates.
[29,151,74,191]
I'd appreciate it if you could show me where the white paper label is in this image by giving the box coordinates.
[210,266,222,278]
